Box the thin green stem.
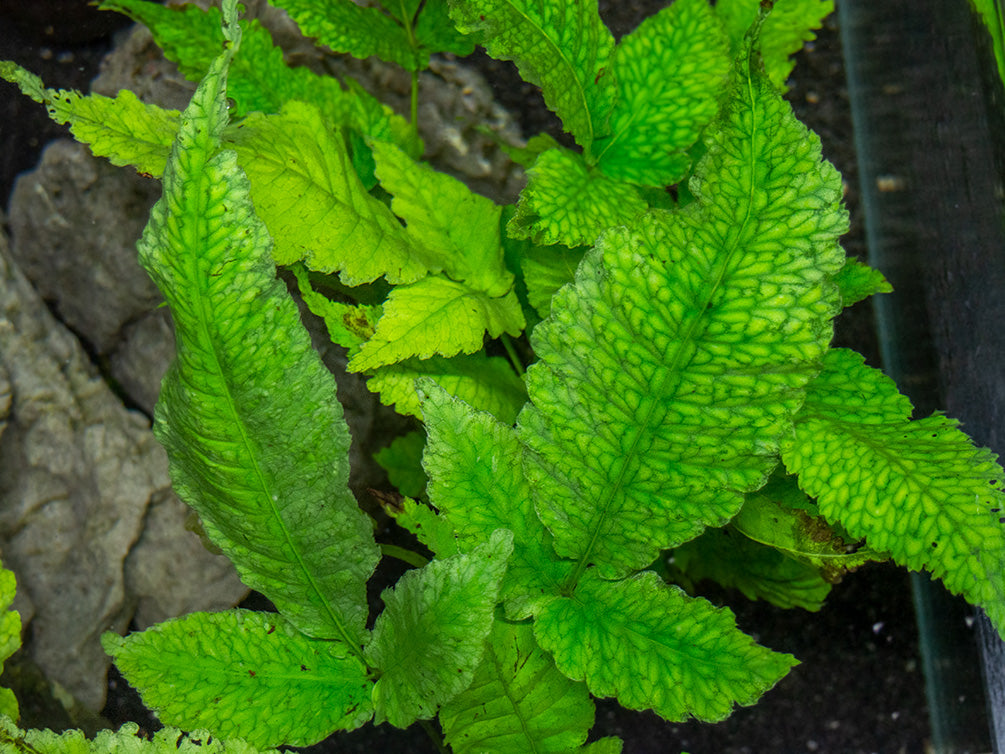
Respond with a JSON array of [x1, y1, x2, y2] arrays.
[[410, 70, 419, 127], [380, 543, 429, 569], [501, 333, 526, 378]]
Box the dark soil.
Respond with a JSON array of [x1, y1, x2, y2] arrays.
[[0, 2, 977, 753]]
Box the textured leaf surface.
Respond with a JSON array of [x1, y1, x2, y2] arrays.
[[0, 62, 177, 177], [593, 0, 730, 187], [517, 62, 847, 579], [0, 563, 20, 721], [783, 348, 1005, 637], [367, 352, 527, 423], [349, 276, 524, 370], [371, 139, 512, 295], [229, 102, 425, 281], [448, 0, 614, 146], [440, 620, 595, 753], [513, 240, 586, 319], [0, 719, 276, 754], [421, 384, 570, 617], [291, 264, 381, 351], [138, 24, 379, 644], [534, 571, 797, 721], [716, 0, 833, 91], [103, 612, 371, 748], [365, 531, 513, 728], [509, 148, 648, 247]]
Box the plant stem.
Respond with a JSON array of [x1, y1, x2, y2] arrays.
[[420, 719, 450, 754], [380, 543, 429, 569], [410, 70, 419, 127], [501, 333, 526, 378]]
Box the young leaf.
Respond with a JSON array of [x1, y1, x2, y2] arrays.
[[534, 571, 797, 721], [782, 348, 1005, 638], [420, 384, 570, 618], [348, 275, 524, 371], [508, 147, 648, 248], [102, 611, 372, 749], [447, 0, 615, 147], [835, 257, 893, 306], [365, 530, 514, 728], [592, 0, 731, 187], [228, 102, 428, 280], [0, 63, 178, 177], [715, 0, 834, 91], [439, 620, 597, 754], [0, 562, 21, 721], [291, 264, 381, 351], [137, 12, 379, 645], [518, 58, 847, 581], [0, 718, 277, 754], [367, 352, 527, 424]]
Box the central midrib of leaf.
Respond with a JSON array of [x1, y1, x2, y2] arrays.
[[565, 71, 761, 591], [488, 641, 542, 753], [185, 160, 369, 668]]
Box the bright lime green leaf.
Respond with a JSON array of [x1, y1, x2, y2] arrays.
[[0, 718, 277, 754], [367, 352, 527, 423], [103, 611, 372, 749], [440, 620, 596, 753], [0, 562, 21, 721], [448, 0, 615, 147], [371, 139, 512, 296], [716, 0, 834, 91], [375, 431, 428, 499], [836, 257, 892, 307], [782, 348, 1005, 639], [534, 570, 797, 721], [228, 102, 427, 282], [672, 526, 835, 611], [420, 384, 570, 618], [517, 61, 847, 580], [99, 1, 421, 153], [138, 22, 379, 644], [365, 531, 513, 728], [390, 497, 461, 557], [291, 264, 380, 351], [349, 276, 525, 371], [509, 148, 648, 247], [0, 62, 177, 177], [593, 0, 730, 187]]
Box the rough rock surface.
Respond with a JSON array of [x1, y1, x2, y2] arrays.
[[0, 222, 245, 711]]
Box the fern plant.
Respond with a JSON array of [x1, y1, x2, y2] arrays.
[[1, 0, 1004, 751]]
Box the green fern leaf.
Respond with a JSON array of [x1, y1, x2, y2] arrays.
[[508, 148, 648, 247], [349, 276, 524, 371], [371, 139, 513, 296], [782, 348, 1005, 637], [102, 611, 371, 749], [440, 620, 597, 753], [592, 0, 730, 187], [420, 384, 571, 618], [835, 257, 892, 306], [390, 497, 462, 557], [447, 0, 615, 147], [715, 0, 833, 91], [0, 62, 177, 177], [291, 264, 381, 351], [138, 14, 379, 644], [0, 562, 20, 721], [534, 570, 797, 721], [367, 352, 527, 424], [228, 102, 427, 280], [365, 531, 513, 728], [517, 59, 847, 580], [0, 718, 277, 754]]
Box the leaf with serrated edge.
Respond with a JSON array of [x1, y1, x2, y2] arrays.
[[447, 0, 614, 147], [534, 571, 797, 721], [103, 611, 371, 749], [440, 620, 596, 753], [517, 59, 847, 580], [420, 383, 570, 617], [0, 62, 178, 177], [367, 352, 527, 424], [593, 0, 730, 187], [0, 561, 21, 721], [349, 276, 524, 371], [835, 257, 892, 307], [228, 101, 429, 281], [365, 530, 514, 728], [371, 139, 512, 296], [138, 12, 379, 645], [783, 348, 1005, 638]]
